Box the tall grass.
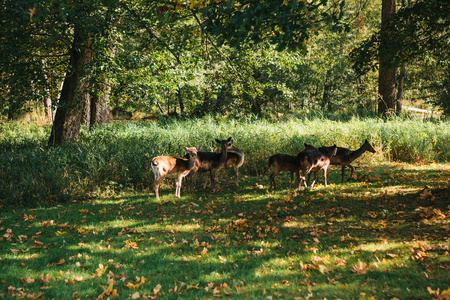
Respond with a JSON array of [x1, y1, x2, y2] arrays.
[[1, 116, 449, 206]]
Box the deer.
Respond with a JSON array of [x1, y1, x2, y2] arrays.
[[218, 145, 245, 186], [318, 140, 376, 183], [151, 146, 200, 201], [184, 137, 234, 192], [297, 145, 337, 190], [268, 143, 315, 192]]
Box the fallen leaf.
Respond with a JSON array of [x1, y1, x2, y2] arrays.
[[131, 292, 140, 299], [352, 260, 369, 274], [47, 258, 65, 267], [93, 264, 108, 278]]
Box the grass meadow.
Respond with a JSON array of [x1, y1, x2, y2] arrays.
[[0, 116, 449, 299]]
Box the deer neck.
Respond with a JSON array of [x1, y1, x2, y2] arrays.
[[219, 147, 228, 162], [186, 155, 197, 170], [348, 143, 368, 161]]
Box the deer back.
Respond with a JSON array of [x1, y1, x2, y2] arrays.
[[269, 154, 299, 172], [297, 150, 331, 173], [152, 147, 199, 178], [188, 137, 233, 172]]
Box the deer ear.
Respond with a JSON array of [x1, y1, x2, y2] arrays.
[[197, 146, 203, 151], [183, 147, 189, 152], [215, 139, 221, 144]]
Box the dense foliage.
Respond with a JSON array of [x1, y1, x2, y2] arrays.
[[1, 0, 449, 123], [1, 116, 449, 206]]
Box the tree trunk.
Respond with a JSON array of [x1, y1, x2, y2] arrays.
[[48, 31, 93, 146], [322, 70, 333, 112], [90, 80, 111, 127], [81, 93, 91, 126], [396, 63, 406, 114], [177, 86, 185, 114], [378, 0, 397, 117], [251, 96, 262, 117], [43, 97, 52, 123], [396, 0, 411, 115]]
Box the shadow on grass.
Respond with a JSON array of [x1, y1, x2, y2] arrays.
[[0, 163, 448, 299]]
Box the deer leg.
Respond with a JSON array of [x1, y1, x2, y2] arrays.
[[310, 171, 318, 189], [210, 171, 216, 192], [269, 173, 275, 192], [185, 171, 195, 192], [298, 170, 308, 191], [323, 168, 328, 187], [289, 172, 294, 190], [234, 166, 239, 186], [298, 175, 307, 191], [175, 176, 183, 198], [340, 165, 347, 183], [202, 171, 212, 190], [154, 176, 165, 201], [346, 165, 355, 182]]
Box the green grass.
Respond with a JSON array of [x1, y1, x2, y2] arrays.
[[1, 162, 449, 299], [1, 115, 450, 206], [0, 116, 449, 298]]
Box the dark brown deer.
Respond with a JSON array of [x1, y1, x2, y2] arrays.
[[319, 140, 376, 183], [151, 146, 200, 201], [268, 154, 301, 192], [185, 138, 234, 192], [297, 145, 337, 190], [268, 143, 315, 192], [219, 144, 245, 186]]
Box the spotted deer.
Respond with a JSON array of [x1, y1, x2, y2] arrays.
[[297, 145, 337, 190], [151, 146, 200, 201]]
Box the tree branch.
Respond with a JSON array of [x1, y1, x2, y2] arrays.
[[120, 2, 182, 66]]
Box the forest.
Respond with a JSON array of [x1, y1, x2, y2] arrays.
[[1, 0, 449, 133], [1, 0, 449, 299]]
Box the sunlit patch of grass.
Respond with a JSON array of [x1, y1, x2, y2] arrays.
[[1, 148, 450, 298]]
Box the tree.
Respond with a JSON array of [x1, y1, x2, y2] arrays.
[[2, 0, 349, 136], [200, 0, 347, 51], [48, 30, 94, 145], [0, 0, 63, 121], [47, 1, 120, 145], [351, 0, 450, 115], [378, 0, 396, 117]]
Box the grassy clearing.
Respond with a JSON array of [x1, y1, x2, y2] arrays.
[[1, 116, 450, 206], [1, 161, 449, 299]]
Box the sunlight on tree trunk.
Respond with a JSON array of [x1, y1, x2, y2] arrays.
[[49, 31, 93, 145]]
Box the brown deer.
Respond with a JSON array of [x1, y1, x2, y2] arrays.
[[219, 145, 245, 186], [318, 140, 376, 183], [297, 145, 337, 190], [185, 138, 234, 192], [268, 143, 314, 192], [151, 146, 200, 201]]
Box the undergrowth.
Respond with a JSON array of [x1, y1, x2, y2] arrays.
[[1, 115, 449, 206]]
